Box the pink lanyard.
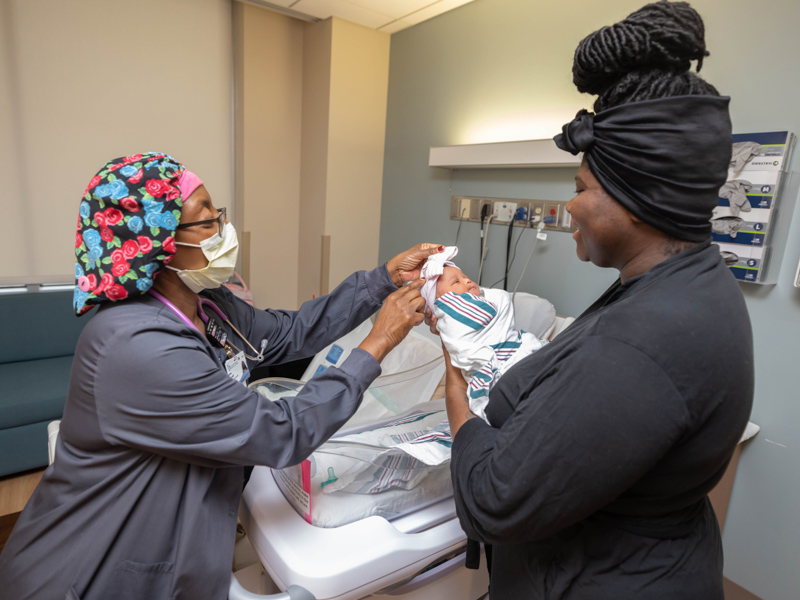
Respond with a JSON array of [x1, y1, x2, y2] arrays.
[[148, 289, 199, 331]]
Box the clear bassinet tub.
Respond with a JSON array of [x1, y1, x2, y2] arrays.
[[249, 344, 451, 528]]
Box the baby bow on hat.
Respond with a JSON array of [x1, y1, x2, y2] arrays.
[[420, 246, 459, 311]]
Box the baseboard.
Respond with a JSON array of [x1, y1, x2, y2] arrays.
[[724, 577, 763, 600]]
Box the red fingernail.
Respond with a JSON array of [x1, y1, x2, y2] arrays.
[[438, 246, 444, 252]]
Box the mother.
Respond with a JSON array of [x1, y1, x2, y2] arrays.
[[0, 152, 440, 599], [444, 2, 753, 598]]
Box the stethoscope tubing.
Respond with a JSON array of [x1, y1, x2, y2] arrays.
[[196, 297, 266, 362]]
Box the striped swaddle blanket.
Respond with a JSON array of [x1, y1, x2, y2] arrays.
[[434, 288, 545, 422]]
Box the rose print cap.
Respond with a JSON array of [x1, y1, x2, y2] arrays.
[[73, 152, 188, 316]]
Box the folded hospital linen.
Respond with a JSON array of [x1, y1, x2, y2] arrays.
[[314, 410, 453, 496], [396, 424, 452, 466]]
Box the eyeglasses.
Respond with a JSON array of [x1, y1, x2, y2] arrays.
[[176, 207, 227, 236]]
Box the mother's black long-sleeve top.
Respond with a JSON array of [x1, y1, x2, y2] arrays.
[[451, 240, 754, 600]]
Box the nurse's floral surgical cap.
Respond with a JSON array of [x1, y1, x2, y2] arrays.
[[74, 152, 185, 316]]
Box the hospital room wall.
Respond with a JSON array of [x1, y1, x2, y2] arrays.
[[234, 3, 304, 310], [234, 6, 389, 309], [378, 1, 800, 599], [296, 18, 390, 303], [0, 0, 234, 284]]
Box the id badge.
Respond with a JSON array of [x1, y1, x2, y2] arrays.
[[206, 316, 228, 348], [225, 351, 251, 384]]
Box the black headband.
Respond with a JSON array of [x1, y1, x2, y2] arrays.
[[555, 95, 732, 242]]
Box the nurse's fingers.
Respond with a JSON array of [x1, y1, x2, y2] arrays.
[[400, 277, 426, 290], [387, 244, 444, 286], [361, 282, 429, 362], [408, 294, 426, 314]]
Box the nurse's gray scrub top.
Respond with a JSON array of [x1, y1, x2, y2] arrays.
[[0, 265, 398, 600]]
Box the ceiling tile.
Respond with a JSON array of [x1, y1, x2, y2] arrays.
[[345, 0, 436, 20], [292, 0, 394, 28], [402, 0, 475, 26], [377, 19, 413, 34]]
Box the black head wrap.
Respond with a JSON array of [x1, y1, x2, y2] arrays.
[[554, 95, 732, 242]]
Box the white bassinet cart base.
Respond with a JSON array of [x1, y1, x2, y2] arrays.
[[239, 464, 488, 600]]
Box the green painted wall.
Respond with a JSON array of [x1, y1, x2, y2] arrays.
[[380, 1, 800, 598]]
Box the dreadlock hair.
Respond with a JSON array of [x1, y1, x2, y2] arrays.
[[572, 0, 720, 112]]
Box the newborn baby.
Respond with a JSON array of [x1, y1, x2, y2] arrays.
[[421, 247, 545, 422]]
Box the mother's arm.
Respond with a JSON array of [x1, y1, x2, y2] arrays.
[[450, 335, 689, 545], [442, 345, 478, 436]]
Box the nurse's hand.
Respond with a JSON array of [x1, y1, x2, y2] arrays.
[[386, 243, 444, 287], [358, 279, 426, 363]]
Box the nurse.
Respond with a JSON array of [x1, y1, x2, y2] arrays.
[[442, 2, 753, 598], [0, 152, 441, 600]]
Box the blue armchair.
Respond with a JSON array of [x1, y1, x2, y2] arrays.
[[0, 290, 91, 477]]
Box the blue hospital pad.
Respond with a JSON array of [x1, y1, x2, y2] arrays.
[[314, 365, 328, 378]]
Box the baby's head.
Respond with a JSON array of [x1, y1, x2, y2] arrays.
[[436, 266, 480, 299]]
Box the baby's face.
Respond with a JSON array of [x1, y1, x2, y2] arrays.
[[436, 266, 480, 298]]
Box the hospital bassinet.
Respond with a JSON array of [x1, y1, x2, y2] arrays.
[[234, 295, 565, 600]]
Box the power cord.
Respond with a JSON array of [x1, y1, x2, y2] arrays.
[[503, 218, 515, 290], [453, 206, 468, 247], [477, 214, 493, 286], [477, 203, 492, 286], [512, 220, 547, 306], [490, 209, 527, 289], [502, 207, 527, 290], [478, 203, 489, 271]]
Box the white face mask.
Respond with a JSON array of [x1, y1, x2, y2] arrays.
[[166, 222, 239, 293]]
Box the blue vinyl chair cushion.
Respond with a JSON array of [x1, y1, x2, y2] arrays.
[[0, 355, 74, 430], [0, 291, 89, 364]]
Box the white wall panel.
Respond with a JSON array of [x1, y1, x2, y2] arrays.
[[0, 0, 233, 284]]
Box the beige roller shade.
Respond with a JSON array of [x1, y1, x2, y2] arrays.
[[0, 0, 233, 285]]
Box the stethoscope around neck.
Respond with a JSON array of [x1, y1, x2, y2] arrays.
[[148, 289, 267, 363], [197, 297, 268, 363]]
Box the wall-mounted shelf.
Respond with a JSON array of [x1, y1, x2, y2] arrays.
[[429, 139, 581, 169]]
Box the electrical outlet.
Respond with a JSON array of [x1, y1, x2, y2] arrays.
[[542, 203, 560, 227], [492, 201, 517, 222], [449, 196, 576, 233], [459, 198, 471, 219]]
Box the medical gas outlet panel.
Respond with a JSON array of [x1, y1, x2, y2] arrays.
[[449, 196, 577, 234], [710, 131, 798, 285]]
